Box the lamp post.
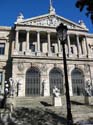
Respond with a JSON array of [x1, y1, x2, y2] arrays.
[[56, 23, 73, 125]]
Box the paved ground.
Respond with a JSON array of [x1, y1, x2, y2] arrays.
[[0, 96, 93, 125]]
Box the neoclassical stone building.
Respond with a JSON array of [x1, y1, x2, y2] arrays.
[[0, 1, 93, 97]]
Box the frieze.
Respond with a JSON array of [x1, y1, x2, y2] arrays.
[[25, 16, 60, 27]]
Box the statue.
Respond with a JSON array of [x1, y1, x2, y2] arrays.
[[52, 86, 62, 106], [85, 80, 92, 96], [53, 86, 60, 97], [9, 78, 16, 97]]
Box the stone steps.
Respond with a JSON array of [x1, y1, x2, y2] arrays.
[[14, 96, 93, 108]]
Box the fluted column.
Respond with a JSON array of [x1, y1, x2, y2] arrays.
[[26, 30, 30, 51], [82, 37, 87, 56], [84, 36, 90, 57], [76, 35, 81, 57], [58, 38, 61, 52], [47, 32, 51, 53], [15, 30, 19, 50], [67, 34, 71, 57], [58, 37, 62, 57], [37, 31, 41, 55]]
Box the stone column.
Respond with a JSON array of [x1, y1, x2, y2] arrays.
[[26, 30, 30, 51], [76, 35, 81, 57], [58, 38, 62, 57], [47, 32, 51, 55], [67, 34, 71, 57], [68, 75, 73, 96], [37, 31, 41, 55], [82, 37, 87, 56], [84, 36, 91, 57], [15, 30, 19, 51]]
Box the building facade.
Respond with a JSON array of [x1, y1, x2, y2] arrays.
[[0, 2, 93, 97]]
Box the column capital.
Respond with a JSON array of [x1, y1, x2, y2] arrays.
[[47, 31, 51, 34], [76, 34, 79, 37], [36, 30, 41, 33], [15, 29, 19, 32], [26, 29, 30, 32]]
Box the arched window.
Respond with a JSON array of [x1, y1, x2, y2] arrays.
[[49, 67, 64, 95], [71, 68, 84, 96], [25, 67, 40, 96]]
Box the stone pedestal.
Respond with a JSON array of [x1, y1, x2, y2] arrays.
[[53, 96, 62, 107], [6, 97, 16, 112], [84, 96, 91, 105]]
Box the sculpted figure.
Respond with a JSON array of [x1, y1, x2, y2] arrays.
[[53, 86, 60, 97], [85, 80, 92, 96], [9, 78, 16, 97]]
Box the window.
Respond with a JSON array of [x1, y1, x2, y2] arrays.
[[29, 43, 35, 52], [71, 47, 74, 54], [0, 43, 5, 55], [19, 42, 22, 51], [0, 72, 2, 85]]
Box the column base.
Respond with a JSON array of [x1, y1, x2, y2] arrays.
[[58, 52, 62, 57], [25, 50, 31, 55], [13, 50, 19, 55], [47, 52, 52, 56], [36, 51, 41, 56], [87, 54, 93, 58], [84, 96, 91, 105]]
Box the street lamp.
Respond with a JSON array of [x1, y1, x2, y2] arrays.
[[56, 23, 73, 125]]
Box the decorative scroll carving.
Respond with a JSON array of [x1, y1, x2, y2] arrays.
[[41, 64, 47, 72], [17, 62, 24, 72], [84, 64, 90, 73], [21, 16, 61, 27]]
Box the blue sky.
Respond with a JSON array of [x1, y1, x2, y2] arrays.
[[0, 0, 93, 33]]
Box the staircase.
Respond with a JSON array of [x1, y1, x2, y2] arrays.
[[14, 96, 93, 108], [15, 96, 54, 108]]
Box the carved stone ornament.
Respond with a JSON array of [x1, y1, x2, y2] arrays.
[[17, 62, 24, 71], [41, 64, 47, 72], [74, 64, 78, 69], [84, 64, 90, 73]]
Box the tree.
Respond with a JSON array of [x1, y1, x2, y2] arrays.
[[76, 0, 93, 23]]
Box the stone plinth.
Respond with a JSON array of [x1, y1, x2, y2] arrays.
[[53, 96, 62, 107], [84, 96, 91, 105]]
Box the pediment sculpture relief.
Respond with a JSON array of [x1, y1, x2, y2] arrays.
[[24, 16, 60, 27]]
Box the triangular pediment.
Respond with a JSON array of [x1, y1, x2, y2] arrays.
[[15, 13, 88, 31]]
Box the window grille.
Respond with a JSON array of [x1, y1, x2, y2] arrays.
[[25, 67, 40, 96], [71, 69, 84, 96], [49, 68, 64, 95]]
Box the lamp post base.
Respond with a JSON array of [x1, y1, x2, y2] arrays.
[[67, 113, 73, 125]]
